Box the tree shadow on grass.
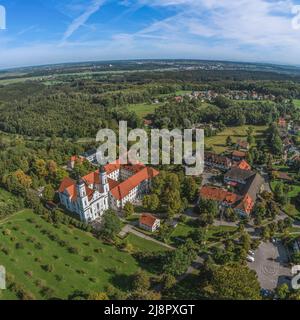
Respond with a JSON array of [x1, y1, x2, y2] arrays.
[[109, 273, 134, 292]]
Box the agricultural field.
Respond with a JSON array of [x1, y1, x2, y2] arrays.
[[0, 210, 165, 300], [205, 125, 267, 154]]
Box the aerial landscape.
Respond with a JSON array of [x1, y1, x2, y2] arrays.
[[1, 0, 300, 306]]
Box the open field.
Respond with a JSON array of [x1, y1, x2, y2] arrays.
[[293, 99, 300, 108], [205, 125, 267, 154], [0, 210, 165, 300], [127, 103, 162, 119]]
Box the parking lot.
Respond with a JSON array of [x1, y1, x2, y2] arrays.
[[248, 241, 292, 290]]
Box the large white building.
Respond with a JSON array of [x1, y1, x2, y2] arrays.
[[58, 161, 159, 223]]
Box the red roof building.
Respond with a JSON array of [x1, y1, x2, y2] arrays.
[[139, 214, 161, 232]]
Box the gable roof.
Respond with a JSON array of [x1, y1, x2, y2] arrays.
[[225, 167, 255, 182], [236, 139, 249, 149], [110, 167, 159, 201], [140, 214, 159, 227], [200, 186, 240, 205], [236, 160, 251, 171], [205, 152, 232, 167], [58, 177, 95, 201], [232, 150, 246, 158]]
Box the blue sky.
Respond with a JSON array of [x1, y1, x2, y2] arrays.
[[1, 0, 300, 68]]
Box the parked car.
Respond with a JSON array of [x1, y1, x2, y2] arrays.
[[247, 255, 255, 263], [248, 250, 255, 256]]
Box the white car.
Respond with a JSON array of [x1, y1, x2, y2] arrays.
[[247, 255, 255, 263], [248, 250, 255, 256]]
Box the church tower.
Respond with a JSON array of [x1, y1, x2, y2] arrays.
[[99, 166, 109, 194]]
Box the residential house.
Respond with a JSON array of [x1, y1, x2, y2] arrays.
[[204, 152, 232, 171], [232, 150, 247, 161], [236, 139, 250, 151], [139, 214, 161, 232]]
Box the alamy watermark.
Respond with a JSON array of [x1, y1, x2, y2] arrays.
[[0, 265, 5, 290], [0, 5, 6, 30], [95, 121, 204, 176], [291, 265, 300, 290]]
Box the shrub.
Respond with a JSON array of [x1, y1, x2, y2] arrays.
[[15, 242, 24, 250], [41, 264, 54, 273], [68, 246, 80, 254], [83, 256, 95, 262], [3, 229, 11, 236]]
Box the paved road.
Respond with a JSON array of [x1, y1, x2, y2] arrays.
[[248, 241, 291, 290]]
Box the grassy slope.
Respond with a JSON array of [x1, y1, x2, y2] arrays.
[[0, 210, 166, 300], [205, 125, 267, 154]]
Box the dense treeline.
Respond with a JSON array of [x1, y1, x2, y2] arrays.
[[152, 98, 296, 129]]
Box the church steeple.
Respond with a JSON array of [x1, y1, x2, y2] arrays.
[[99, 166, 109, 193], [76, 176, 86, 198]]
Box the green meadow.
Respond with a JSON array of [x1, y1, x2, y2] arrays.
[[0, 210, 166, 300]]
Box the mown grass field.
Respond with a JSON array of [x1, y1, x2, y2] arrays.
[[293, 99, 300, 108], [127, 103, 162, 119], [205, 125, 267, 154], [0, 210, 166, 300], [169, 218, 238, 247]]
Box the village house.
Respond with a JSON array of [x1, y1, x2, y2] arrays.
[[236, 139, 250, 151], [81, 149, 98, 165], [200, 169, 263, 216], [58, 161, 159, 223], [139, 214, 161, 232], [199, 186, 240, 208], [204, 152, 232, 171], [278, 117, 287, 128], [68, 155, 84, 170], [224, 167, 256, 185], [234, 160, 252, 171], [272, 171, 293, 183], [232, 150, 247, 161]]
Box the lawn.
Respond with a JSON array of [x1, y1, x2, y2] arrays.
[[205, 125, 267, 154], [169, 220, 197, 246], [169, 219, 238, 247], [293, 99, 300, 109], [271, 179, 300, 219], [126, 234, 168, 253], [127, 103, 162, 119], [0, 209, 164, 300]]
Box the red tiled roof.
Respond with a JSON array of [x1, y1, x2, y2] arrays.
[[140, 214, 159, 227], [278, 118, 286, 127], [237, 139, 249, 149], [235, 194, 254, 215], [58, 177, 95, 201], [200, 186, 239, 205], [59, 163, 159, 202], [237, 160, 251, 171], [110, 167, 159, 201], [104, 159, 121, 175], [232, 150, 246, 158]]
